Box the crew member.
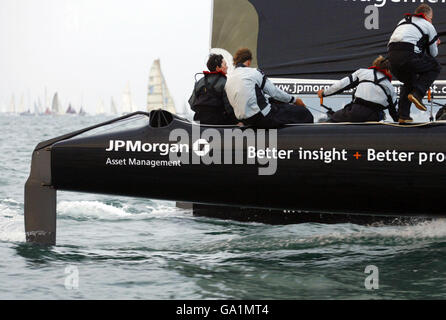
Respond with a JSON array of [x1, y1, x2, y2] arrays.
[[388, 4, 441, 123], [317, 56, 399, 123], [189, 54, 238, 125], [224, 48, 313, 128]]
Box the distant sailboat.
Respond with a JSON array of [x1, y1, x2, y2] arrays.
[[33, 102, 39, 115], [34, 97, 42, 115], [122, 83, 133, 114], [51, 93, 61, 115], [8, 95, 16, 114], [79, 106, 86, 116], [66, 103, 76, 114], [96, 99, 106, 115], [17, 94, 26, 114], [18, 94, 32, 115], [177, 100, 193, 120], [43, 87, 51, 115], [147, 59, 176, 114], [110, 97, 118, 115]]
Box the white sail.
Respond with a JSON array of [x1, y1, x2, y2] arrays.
[[122, 82, 133, 114], [17, 94, 25, 113], [33, 101, 39, 115], [147, 59, 176, 114], [44, 87, 48, 110], [9, 95, 16, 113], [0, 99, 6, 113], [79, 106, 86, 116], [96, 99, 106, 115], [43, 87, 51, 114], [36, 97, 42, 114], [51, 92, 61, 114], [110, 97, 118, 114]]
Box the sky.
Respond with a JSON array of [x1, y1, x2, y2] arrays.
[[0, 0, 213, 114]]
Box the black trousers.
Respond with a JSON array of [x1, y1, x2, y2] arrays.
[[245, 102, 314, 129], [193, 111, 238, 125], [329, 103, 384, 123], [388, 49, 441, 118]]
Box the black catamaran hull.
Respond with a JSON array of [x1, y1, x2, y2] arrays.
[[25, 111, 446, 244]]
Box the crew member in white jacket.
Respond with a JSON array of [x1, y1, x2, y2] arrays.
[[387, 4, 441, 123], [225, 48, 313, 128], [317, 56, 398, 123]]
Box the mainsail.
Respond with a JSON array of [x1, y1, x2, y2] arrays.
[[147, 59, 176, 114], [212, 0, 446, 95], [51, 93, 61, 114]]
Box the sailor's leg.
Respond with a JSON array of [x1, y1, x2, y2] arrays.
[[252, 102, 314, 128], [351, 105, 382, 122], [330, 103, 355, 122], [330, 103, 379, 122], [411, 54, 442, 97], [270, 102, 314, 124], [398, 84, 412, 119]]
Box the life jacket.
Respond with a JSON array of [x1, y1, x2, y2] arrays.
[[353, 68, 396, 111], [254, 68, 268, 111], [234, 63, 269, 112], [394, 14, 438, 54], [191, 71, 225, 113]]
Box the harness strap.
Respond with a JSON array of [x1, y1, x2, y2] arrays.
[[354, 70, 394, 110], [194, 73, 221, 98], [260, 75, 267, 90], [395, 15, 429, 53]]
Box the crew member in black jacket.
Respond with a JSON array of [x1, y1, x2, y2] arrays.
[[189, 54, 238, 125]]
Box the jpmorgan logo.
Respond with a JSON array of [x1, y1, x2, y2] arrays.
[[169, 125, 282, 176], [193, 139, 211, 157]]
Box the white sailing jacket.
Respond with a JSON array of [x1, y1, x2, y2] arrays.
[[225, 65, 296, 120], [322, 68, 397, 110], [388, 15, 439, 57]]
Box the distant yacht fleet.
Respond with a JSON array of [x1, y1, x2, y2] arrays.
[[1, 59, 187, 117]]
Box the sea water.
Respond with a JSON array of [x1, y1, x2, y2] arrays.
[[1, 113, 446, 300]]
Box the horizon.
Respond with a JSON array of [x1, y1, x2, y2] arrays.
[[1, 0, 213, 115]]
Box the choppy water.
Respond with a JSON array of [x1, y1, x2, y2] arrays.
[[1, 114, 446, 300]]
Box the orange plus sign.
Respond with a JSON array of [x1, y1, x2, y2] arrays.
[[353, 152, 362, 160]]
